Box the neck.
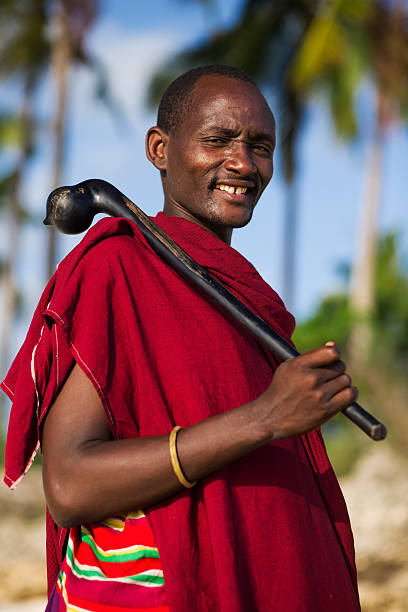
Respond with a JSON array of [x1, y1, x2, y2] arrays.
[[162, 202, 233, 245]]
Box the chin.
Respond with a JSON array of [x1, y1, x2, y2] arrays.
[[223, 206, 254, 229], [231, 213, 253, 228], [202, 193, 256, 229]]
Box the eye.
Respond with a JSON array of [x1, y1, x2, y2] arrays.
[[205, 137, 228, 145], [253, 144, 271, 153], [252, 143, 272, 155]]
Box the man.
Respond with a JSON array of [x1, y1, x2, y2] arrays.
[[2, 65, 360, 611]]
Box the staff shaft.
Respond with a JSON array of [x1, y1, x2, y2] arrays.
[[44, 179, 387, 441]]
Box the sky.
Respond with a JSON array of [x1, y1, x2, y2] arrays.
[[1, 0, 407, 356]]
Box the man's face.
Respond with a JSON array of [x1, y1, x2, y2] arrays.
[[153, 75, 276, 242]]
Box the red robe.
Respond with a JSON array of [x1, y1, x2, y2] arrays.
[[2, 213, 360, 611]]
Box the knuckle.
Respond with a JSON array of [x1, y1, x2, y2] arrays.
[[314, 388, 325, 403], [342, 373, 352, 386], [344, 386, 358, 403], [337, 361, 346, 374], [305, 372, 318, 389]]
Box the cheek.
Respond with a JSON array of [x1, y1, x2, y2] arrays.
[[166, 140, 221, 192], [181, 160, 216, 192], [185, 149, 215, 173], [183, 142, 222, 172]]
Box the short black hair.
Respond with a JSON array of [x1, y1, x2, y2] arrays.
[[157, 64, 259, 134]]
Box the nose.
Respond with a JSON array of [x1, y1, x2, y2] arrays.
[[224, 142, 256, 175]]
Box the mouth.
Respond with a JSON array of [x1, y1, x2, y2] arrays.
[[211, 178, 256, 198], [215, 183, 248, 195]]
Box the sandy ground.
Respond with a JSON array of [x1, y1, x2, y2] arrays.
[[0, 464, 47, 610], [342, 445, 408, 612], [1, 599, 47, 612], [1, 443, 408, 611]]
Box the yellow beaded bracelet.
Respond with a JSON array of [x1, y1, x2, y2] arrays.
[[169, 426, 197, 488]]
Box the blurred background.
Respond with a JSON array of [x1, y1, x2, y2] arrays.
[[0, 0, 407, 610]]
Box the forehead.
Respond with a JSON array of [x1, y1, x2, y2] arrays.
[[184, 75, 275, 136]]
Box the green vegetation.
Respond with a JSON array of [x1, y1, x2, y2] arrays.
[[293, 232, 408, 472]]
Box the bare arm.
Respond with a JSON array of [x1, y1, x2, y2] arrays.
[[42, 343, 357, 528]]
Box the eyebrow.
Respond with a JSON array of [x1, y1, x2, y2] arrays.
[[199, 126, 275, 143]]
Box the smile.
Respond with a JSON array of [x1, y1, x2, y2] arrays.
[[215, 184, 248, 195]]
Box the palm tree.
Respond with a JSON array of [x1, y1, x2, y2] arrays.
[[0, 0, 114, 421], [0, 0, 49, 422], [46, 0, 101, 278], [289, 0, 408, 362], [349, 0, 408, 363]]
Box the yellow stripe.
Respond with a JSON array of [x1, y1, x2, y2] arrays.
[[126, 510, 145, 519], [100, 510, 145, 531], [67, 602, 93, 612], [100, 517, 125, 531]]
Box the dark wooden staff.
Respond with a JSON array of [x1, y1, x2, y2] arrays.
[[44, 178, 387, 441]]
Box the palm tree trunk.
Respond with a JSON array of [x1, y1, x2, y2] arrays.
[[0, 197, 20, 427], [348, 123, 384, 365], [0, 78, 35, 425], [282, 179, 298, 314], [47, 2, 71, 279]]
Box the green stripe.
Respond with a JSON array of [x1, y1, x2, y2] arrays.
[[66, 545, 164, 585], [80, 530, 160, 563]]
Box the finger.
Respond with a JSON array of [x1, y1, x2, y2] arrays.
[[313, 360, 347, 383], [326, 385, 359, 413], [298, 345, 341, 368], [321, 373, 353, 402]]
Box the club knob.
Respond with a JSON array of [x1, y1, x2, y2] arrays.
[[44, 183, 96, 234]]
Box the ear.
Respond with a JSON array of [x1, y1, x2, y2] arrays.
[[145, 126, 168, 171]]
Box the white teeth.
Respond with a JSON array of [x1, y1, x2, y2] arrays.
[[216, 184, 247, 194]]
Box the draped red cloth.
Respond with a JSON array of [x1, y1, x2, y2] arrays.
[[2, 214, 360, 611]]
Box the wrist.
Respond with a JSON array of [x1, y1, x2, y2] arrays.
[[243, 394, 280, 446]]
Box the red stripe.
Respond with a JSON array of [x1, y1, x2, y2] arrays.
[[62, 564, 167, 608], [67, 594, 169, 612], [88, 518, 158, 548]]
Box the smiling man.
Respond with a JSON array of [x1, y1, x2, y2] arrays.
[[3, 66, 360, 611]]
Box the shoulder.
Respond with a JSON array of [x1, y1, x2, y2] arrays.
[[79, 216, 144, 256], [45, 217, 152, 319], [58, 217, 147, 276]]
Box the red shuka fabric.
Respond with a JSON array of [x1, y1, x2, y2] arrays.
[[2, 214, 360, 611]]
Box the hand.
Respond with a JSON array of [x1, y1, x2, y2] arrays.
[[255, 342, 358, 441]]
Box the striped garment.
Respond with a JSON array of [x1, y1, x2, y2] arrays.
[[56, 510, 169, 611]]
